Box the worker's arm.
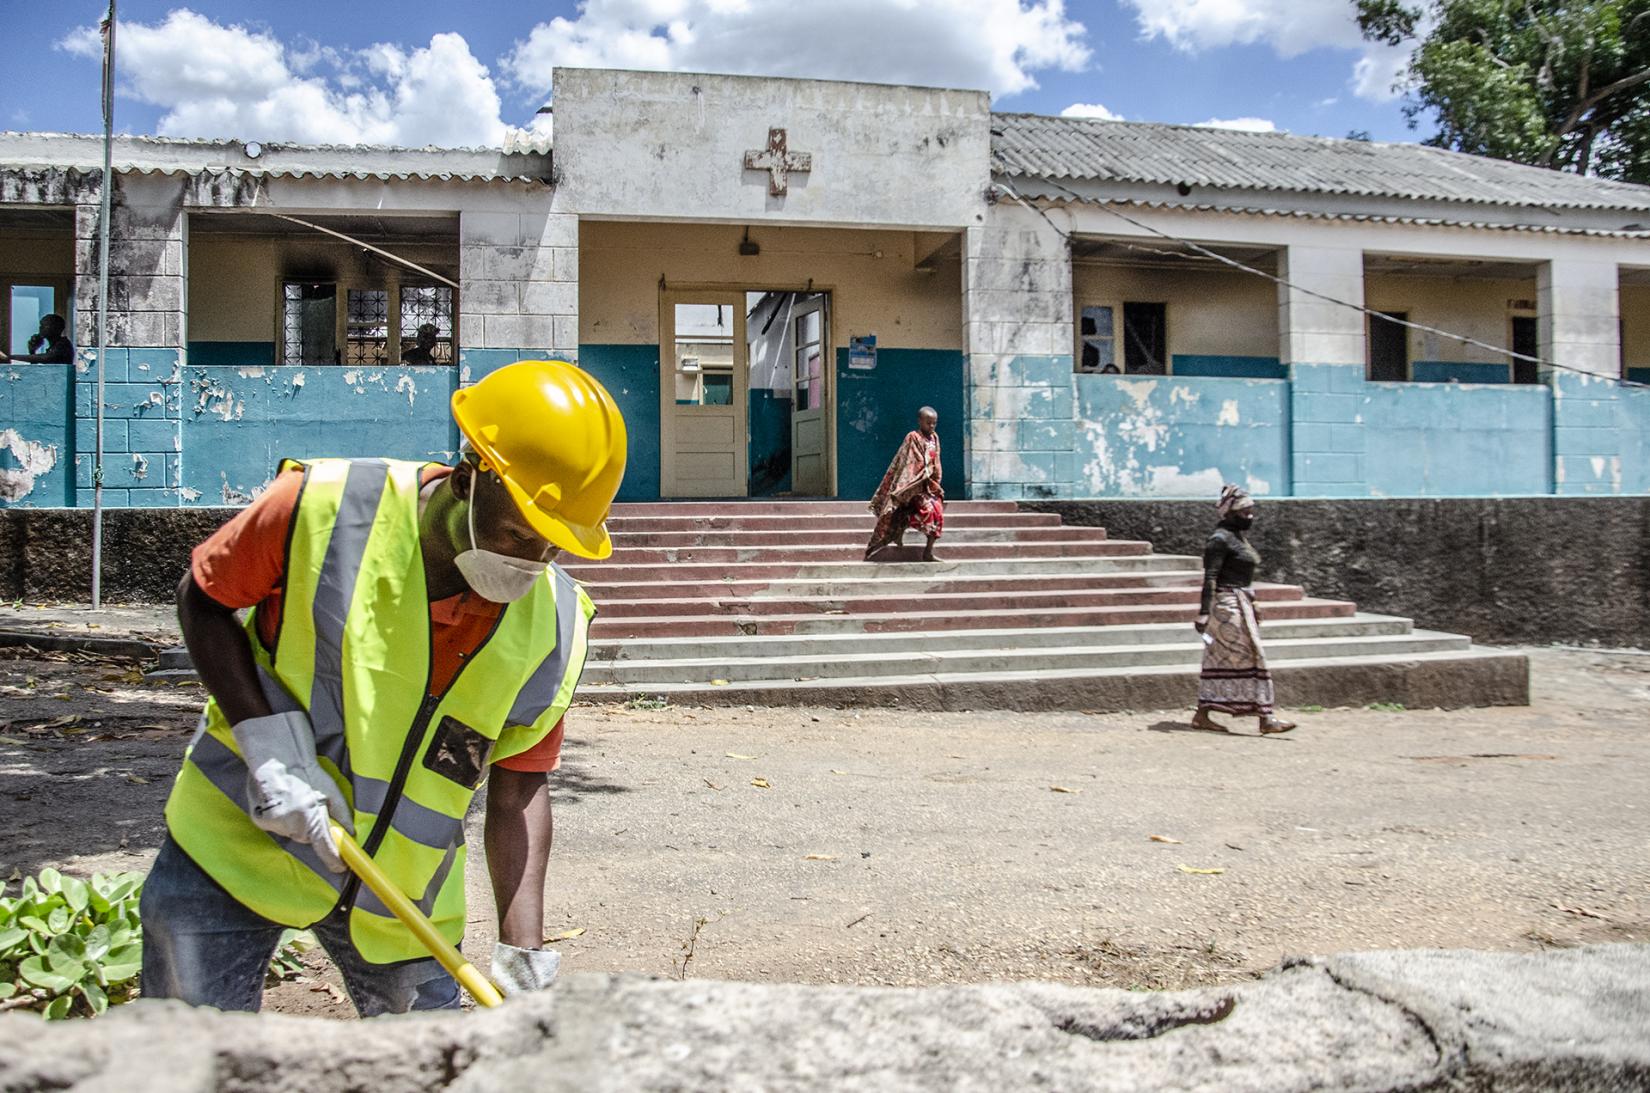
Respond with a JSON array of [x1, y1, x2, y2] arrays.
[[484, 765, 553, 949], [176, 570, 273, 725]]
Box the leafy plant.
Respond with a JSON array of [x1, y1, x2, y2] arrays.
[[267, 929, 317, 984], [0, 868, 144, 1019], [2, 871, 323, 1018]]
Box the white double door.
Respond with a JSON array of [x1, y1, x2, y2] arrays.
[[659, 290, 831, 498]]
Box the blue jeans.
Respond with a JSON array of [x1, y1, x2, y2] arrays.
[[140, 835, 460, 1016]]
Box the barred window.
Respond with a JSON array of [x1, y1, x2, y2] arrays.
[[345, 288, 391, 366], [399, 285, 454, 364]]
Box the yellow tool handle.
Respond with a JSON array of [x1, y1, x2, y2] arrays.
[[329, 821, 505, 1009]]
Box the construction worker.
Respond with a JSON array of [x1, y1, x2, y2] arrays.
[[139, 360, 626, 1015]]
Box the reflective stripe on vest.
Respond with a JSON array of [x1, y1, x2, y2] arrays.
[[164, 458, 593, 962]]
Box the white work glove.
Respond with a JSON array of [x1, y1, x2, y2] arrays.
[[490, 943, 561, 995], [230, 711, 353, 874]]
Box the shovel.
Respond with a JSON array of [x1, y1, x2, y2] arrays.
[[329, 820, 505, 1008]]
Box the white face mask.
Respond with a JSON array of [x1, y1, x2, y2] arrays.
[[453, 488, 548, 603]]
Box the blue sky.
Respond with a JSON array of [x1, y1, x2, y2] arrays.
[[0, 1, 1421, 145]]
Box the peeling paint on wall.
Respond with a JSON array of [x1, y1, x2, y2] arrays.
[[1218, 400, 1241, 426], [0, 429, 58, 502]]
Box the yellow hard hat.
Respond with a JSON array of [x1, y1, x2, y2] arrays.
[[450, 360, 628, 560]]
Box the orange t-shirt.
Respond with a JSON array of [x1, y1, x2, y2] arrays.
[[189, 466, 564, 773]]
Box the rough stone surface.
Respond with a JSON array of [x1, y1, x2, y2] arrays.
[[0, 947, 1646, 1091], [1026, 497, 1650, 648], [0, 506, 233, 603]]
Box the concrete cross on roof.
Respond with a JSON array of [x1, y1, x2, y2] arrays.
[[743, 128, 812, 197]]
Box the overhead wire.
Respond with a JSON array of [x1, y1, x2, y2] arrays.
[[991, 180, 1647, 389]]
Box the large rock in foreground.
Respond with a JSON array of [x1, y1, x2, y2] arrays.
[[2, 946, 1647, 1092]]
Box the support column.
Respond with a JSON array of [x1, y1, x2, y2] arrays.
[[73, 172, 186, 507], [458, 209, 579, 383], [962, 207, 1076, 500], [1280, 244, 1368, 496], [1540, 258, 1625, 494]]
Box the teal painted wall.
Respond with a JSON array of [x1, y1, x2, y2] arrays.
[[748, 389, 792, 496], [1411, 360, 1511, 384], [73, 349, 182, 508], [187, 341, 276, 367], [1172, 354, 1286, 380], [0, 364, 74, 508], [577, 344, 661, 502], [1075, 374, 1290, 497], [837, 348, 965, 500], [1360, 380, 1551, 496], [179, 365, 458, 503], [1293, 364, 1552, 496]]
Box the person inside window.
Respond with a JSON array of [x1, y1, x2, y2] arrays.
[[401, 323, 441, 364], [0, 314, 74, 364]]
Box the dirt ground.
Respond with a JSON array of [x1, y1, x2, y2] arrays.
[[2, 638, 1647, 1018]]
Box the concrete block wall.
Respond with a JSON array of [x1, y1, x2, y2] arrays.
[[962, 210, 1077, 499], [73, 348, 182, 507], [1074, 374, 1290, 498], [459, 210, 579, 382]]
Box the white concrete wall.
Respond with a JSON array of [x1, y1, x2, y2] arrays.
[[962, 205, 1076, 498], [1364, 273, 1538, 366], [579, 221, 962, 351], [188, 232, 457, 344], [1278, 245, 1365, 366], [77, 173, 187, 349], [1539, 259, 1620, 378], [459, 209, 578, 359], [554, 68, 990, 229], [1071, 263, 1277, 364]]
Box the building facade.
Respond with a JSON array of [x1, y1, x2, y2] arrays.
[[2, 67, 1648, 508]]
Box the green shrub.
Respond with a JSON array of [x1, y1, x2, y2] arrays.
[[0, 868, 144, 1018]]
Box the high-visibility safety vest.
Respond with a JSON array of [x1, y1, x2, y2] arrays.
[[163, 458, 595, 964]]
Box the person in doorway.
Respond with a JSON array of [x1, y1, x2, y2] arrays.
[[401, 322, 441, 364], [1190, 485, 1295, 734], [140, 359, 627, 1015], [864, 406, 944, 563], [0, 313, 74, 364]]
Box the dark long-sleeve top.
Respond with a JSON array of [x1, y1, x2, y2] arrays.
[[1200, 526, 1260, 616]]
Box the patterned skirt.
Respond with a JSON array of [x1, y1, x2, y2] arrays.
[[1198, 587, 1275, 716], [866, 492, 944, 551]]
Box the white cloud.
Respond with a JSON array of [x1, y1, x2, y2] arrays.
[[1351, 41, 1413, 102], [503, 0, 1091, 101], [1120, 0, 1360, 57], [1061, 102, 1122, 120], [58, 10, 512, 147], [1196, 116, 1278, 132]]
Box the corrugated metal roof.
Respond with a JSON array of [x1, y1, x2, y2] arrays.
[[1071, 196, 1650, 239], [992, 114, 1650, 213], [0, 132, 550, 185]]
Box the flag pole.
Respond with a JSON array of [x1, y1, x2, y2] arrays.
[[92, 0, 115, 609]]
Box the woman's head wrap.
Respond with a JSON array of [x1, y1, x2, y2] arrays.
[[1216, 484, 1254, 518]]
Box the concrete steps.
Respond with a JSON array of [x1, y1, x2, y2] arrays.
[[573, 499, 1527, 711], [146, 500, 1529, 710]]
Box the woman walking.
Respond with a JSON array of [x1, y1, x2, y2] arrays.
[[864, 407, 944, 562], [1191, 485, 1295, 734]]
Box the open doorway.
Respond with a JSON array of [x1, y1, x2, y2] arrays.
[[660, 289, 833, 498]]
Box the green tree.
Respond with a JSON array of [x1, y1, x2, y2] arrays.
[[1356, 0, 1650, 182]]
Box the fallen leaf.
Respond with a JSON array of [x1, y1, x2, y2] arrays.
[[1149, 835, 1184, 844], [803, 854, 839, 862], [1050, 785, 1078, 794], [545, 927, 587, 942], [310, 983, 347, 1004], [829, 769, 848, 775], [1178, 864, 1225, 875], [1554, 902, 1607, 920], [725, 753, 758, 760], [703, 779, 723, 791], [124, 774, 150, 785], [120, 669, 144, 685], [750, 778, 771, 789], [948, 753, 965, 759], [709, 679, 731, 686], [0, 735, 27, 745]]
